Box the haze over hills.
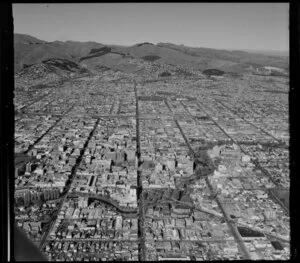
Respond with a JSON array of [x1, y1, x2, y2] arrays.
[[235, 49, 289, 57], [14, 33, 289, 76]]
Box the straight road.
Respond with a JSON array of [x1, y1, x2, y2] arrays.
[[195, 100, 289, 213], [134, 81, 146, 261], [17, 91, 54, 113], [169, 101, 253, 260], [39, 119, 100, 250], [24, 105, 74, 154], [216, 99, 286, 145]]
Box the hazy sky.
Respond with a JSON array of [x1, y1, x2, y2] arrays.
[[13, 3, 289, 51]]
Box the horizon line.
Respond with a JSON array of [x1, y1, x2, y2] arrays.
[[14, 32, 289, 54]]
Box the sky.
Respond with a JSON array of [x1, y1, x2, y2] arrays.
[[13, 3, 289, 51]]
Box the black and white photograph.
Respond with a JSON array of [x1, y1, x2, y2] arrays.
[[10, 3, 291, 261]]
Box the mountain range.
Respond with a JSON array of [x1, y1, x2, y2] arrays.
[[14, 33, 288, 76]]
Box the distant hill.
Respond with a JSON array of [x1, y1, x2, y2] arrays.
[[156, 43, 288, 70], [237, 49, 289, 57], [14, 33, 105, 73], [14, 33, 289, 75], [14, 33, 46, 44], [15, 57, 90, 89]]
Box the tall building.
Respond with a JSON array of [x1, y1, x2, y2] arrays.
[[78, 197, 88, 208], [26, 162, 32, 173]]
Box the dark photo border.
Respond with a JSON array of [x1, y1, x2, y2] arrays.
[[0, 1, 299, 261]]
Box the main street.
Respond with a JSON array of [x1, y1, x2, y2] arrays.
[[195, 99, 289, 214], [39, 119, 100, 250], [24, 105, 75, 154], [165, 97, 253, 260], [134, 81, 146, 261]]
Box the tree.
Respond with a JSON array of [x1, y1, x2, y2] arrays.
[[159, 71, 171, 77], [203, 69, 225, 77]]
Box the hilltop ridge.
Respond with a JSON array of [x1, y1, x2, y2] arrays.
[[14, 33, 288, 76]]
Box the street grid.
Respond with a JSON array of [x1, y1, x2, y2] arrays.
[[14, 74, 290, 261]]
